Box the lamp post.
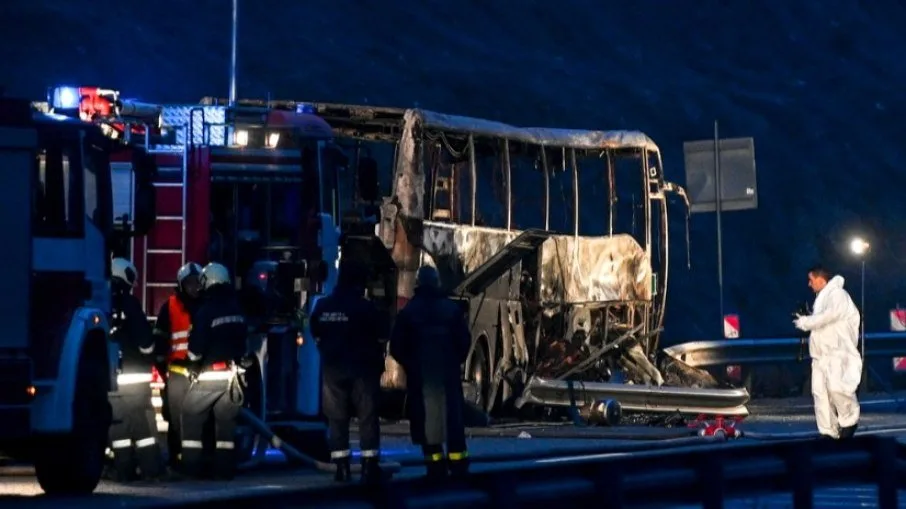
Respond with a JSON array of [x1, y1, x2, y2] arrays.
[[850, 237, 869, 393]]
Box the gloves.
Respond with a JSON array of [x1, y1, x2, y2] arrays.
[[793, 314, 808, 331]]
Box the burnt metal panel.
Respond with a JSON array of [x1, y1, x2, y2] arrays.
[[422, 222, 652, 305], [452, 229, 552, 297]]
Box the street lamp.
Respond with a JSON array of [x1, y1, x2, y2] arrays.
[[849, 237, 869, 393]]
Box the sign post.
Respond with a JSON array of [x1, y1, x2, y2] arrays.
[[724, 314, 741, 381]]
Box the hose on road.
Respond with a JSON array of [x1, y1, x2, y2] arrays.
[[381, 422, 699, 441], [237, 408, 402, 475], [240, 408, 721, 469]]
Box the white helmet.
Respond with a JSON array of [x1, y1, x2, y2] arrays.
[[111, 257, 138, 288], [200, 263, 231, 290], [177, 262, 202, 286]]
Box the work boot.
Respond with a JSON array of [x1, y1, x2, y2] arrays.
[[360, 457, 383, 485], [839, 423, 859, 439], [333, 457, 352, 483], [422, 445, 447, 481]]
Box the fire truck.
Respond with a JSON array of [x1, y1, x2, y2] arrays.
[[39, 87, 346, 456], [0, 92, 157, 494]]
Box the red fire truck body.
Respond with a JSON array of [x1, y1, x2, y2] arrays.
[[106, 103, 335, 317]]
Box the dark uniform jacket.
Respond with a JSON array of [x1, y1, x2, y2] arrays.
[[186, 285, 248, 369], [389, 286, 471, 445], [310, 285, 388, 378], [112, 290, 156, 374]]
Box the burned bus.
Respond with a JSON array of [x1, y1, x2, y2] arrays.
[[295, 103, 749, 415], [201, 98, 749, 417]]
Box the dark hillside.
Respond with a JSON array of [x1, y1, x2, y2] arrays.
[[5, 1, 906, 344]]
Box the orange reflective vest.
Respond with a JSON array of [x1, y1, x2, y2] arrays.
[[167, 295, 192, 363]]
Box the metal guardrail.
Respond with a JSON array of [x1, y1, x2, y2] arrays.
[[664, 332, 906, 368], [516, 376, 751, 416], [162, 435, 903, 509]]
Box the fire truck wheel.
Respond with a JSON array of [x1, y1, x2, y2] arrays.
[[35, 348, 110, 495]]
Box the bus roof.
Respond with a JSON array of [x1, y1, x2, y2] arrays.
[[199, 98, 661, 153], [416, 108, 660, 153]]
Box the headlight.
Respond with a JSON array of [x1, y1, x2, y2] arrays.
[[234, 129, 249, 147]]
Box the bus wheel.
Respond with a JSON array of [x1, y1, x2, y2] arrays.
[[467, 340, 492, 413]]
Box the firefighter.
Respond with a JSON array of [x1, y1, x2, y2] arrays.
[[180, 263, 249, 480], [152, 262, 202, 470], [310, 260, 388, 484], [389, 265, 471, 480], [108, 257, 164, 481]]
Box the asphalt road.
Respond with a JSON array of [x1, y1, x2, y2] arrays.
[[2, 393, 905, 507], [669, 486, 906, 509]]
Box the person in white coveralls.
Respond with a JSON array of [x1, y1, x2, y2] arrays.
[[793, 265, 862, 439]]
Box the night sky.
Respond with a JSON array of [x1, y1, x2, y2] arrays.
[[5, 1, 906, 344]]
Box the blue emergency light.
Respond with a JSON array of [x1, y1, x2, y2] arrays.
[[295, 103, 316, 115], [51, 86, 81, 109]]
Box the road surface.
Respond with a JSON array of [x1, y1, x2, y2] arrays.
[[1, 392, 904, 507]]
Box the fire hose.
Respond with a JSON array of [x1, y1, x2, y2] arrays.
[[223, 364, 401, 475], [237, 408, 401, 475]]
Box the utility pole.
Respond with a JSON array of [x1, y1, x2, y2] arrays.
[[714, 120, 725, 324], [229, 0, 239, 106]]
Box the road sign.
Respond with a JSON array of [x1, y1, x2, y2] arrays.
[[724, 314, 741, 381], [724, 314, 740, 339], [890, 309, 906, 371], [683, 137, 758, 214]]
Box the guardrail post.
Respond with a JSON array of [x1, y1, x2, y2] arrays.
[[698, 450, 725, 509], [873, 437, 898, 509], [785, 441, 814, 509]]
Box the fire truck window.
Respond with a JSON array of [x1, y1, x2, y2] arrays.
[[83, 154, 97, 223], [82, 142, 113, 235], [35, 145, 83, 237]]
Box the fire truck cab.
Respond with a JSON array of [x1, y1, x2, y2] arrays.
[[0, 91, 156, 494]]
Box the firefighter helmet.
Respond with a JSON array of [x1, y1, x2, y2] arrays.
[[176, 262, 202, 286], [200, 263, 231, 290], [112, 257, 138, 288]]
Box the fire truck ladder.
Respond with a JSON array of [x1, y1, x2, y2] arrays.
[[141, 145, 190, 319]]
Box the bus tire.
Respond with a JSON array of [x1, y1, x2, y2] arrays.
[[467, 338, 492, 413]]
